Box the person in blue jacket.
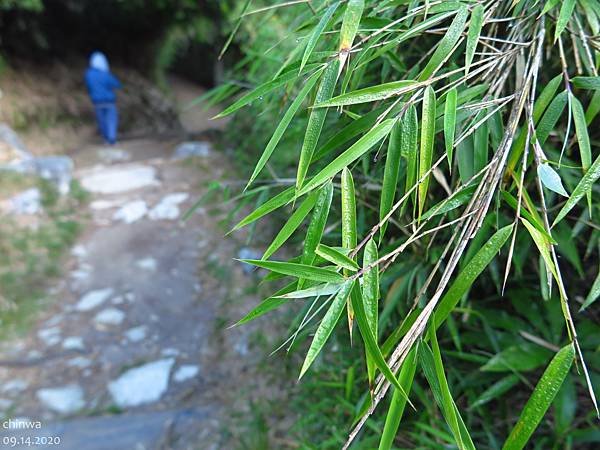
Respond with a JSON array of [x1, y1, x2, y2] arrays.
[[85, 52, 121, 145]]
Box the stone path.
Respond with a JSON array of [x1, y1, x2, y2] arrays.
[[0, 137, 276, 449]]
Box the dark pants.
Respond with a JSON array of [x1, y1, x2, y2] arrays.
[[94, 103, 118, 145]]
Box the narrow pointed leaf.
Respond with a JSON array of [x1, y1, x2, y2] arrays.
[[380, 119, 402, 240], [240, 259, 345, 283], [235, 282, 296, 325], [444, 87, 458, 171], [580, 269, 600, 311], [502, 344, 575, 450], [247, 68, 323, 188], [262, 191, 318, 260], [297, 60, 340, 190], [418, 86, 436, 219], [300, 2, 339, 73], [316, 244, 359, 271], [275, 282, 343, 299], [338, 0, 364, 68], [555, 0, 576, 42], [341, 168, 357, 251], [314, 81, 417, 107], [465, 4, 484, 76], [298, 119, 395, 196], [363, 238, 379, 383], [299, 280, 354, 378], [572, 76, 600, 90], [403, 105, 419, 212], [536, 91, 568, 145], [231, 186, 295, 232], [538, 163, 568, 197], [521, 218, 558, 280]]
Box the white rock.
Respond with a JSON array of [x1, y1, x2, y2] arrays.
[[38, 327, 61, 346], [124, 326, 147, 342], [94, 308, 125, 326], [172, 141, 211, 159], [70, 268, 91, 281], [2, 379, 28, 394], [76, 288, 114, 311], [108, 359, 174, 408], [113, 200, 148, 224], [148, 193, 189, 220], [80, 165, 158, 194], [62, 337, 85, 351], [124, 292, 136, 303], [71, 245, 87, 259], [161, 348, 179, 357], [136, 257, 157, 271], [67, 357, 91, 369], [90, 199, 119, 210], [111, 295, 124, 305], [7, 188, 41, 215], [173, 365, 199, 383], [36, 385, 85, 414]]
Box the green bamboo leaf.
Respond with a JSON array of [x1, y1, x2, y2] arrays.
[[350, 284, 408, 396], [444, 87, 457, 171], [429, 324, 474, 450], [536, 91, 568, 145], [378, 347, 418, 450], [235, 282, 296, 326], [363, 238, 379, 384], [262, 191, 318, 260], [316, 244, 359, 271], [502, 344, 575, 450], [338, 0, 364, 68], [341, 168, 357, 251], [419, 5, 469, 80], [297, 119, 395, 196], [380, 118, 402, 241], [521, 218, 558, 280], [299, 181, 334, 288], [403, 105, 419, 213], [215, 63, 320, 118], [482, 343, 553, 372], [275, 282, 343, 299], [572, 76, 600, 90], [473, 110, 489, 173], [580, 269, 600, 311], [541, 0, 561, 16], [314, 80, 416, 107], [571, 94, 592, 211], [555, 0, 576, 42], [231, 186, 295, 232], [537, 163, 568, 197], [434, 224, 513, 327], [240, 259, 345, 283], [297, 60, 340, 191], [533, 74, 563, 122], [246, 68, 324, 188], [553, 151, 600, 225], [470, 375, 520, 409], [421, 184, 476, 222], [465, 4, 484, 76], [299, 280, 354, 378], [418, 86, 437, 220], [300, 2, 340, 73]]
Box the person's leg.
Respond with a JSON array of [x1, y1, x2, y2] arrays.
[[105, 104, 118, 145], [94, 105, 108, 142]]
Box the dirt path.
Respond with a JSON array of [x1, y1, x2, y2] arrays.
[[0, 79, 284, 449]]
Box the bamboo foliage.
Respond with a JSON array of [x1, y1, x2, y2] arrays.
[[217, 0, 600, 447]]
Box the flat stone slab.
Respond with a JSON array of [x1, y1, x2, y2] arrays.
[[94, 308, 125, 326], [36, 385, 85, 415], [108, 359, 174, 408], [112, 200, 148, 224], [148, 192, 189, 221], [75, 288, 114, 311], [80, 165, 158, 194], [173, 365, 199, 383]]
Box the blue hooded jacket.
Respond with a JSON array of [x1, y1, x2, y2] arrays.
[[85, 52, 122, 104]]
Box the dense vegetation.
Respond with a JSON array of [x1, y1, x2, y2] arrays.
[[215, 0, 600, 448]]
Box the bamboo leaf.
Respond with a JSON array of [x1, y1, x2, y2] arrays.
[[580, 269, 600, 311], [231, 186, 295, 232], [465, 4, 484, 76], [235, 282, 296, 326], [434, 224, 513, 327], [246, 68, 323, 188], [378, 347, 418, 450], [403, 105, 419, 212], [275, 282, 343, 299], [571, 94, 592, 211], [502, 344, 575, 450], [536, 91, 568, 145], [555, 0, 576, 42], [482, 343, 553, 372], [572, 76, 600, 90], [338, 0, 364, 68], [314, 80, 416, 107], [341, 168, 357, 251], [363, 238, 379, 384], [297, 60, 340, 191], [300, 280, 354, 378], [300, 2, 340, 73], [419, 5, 469, 80], [215, 64, 319, 118], [297, 119, 395, 196], [444, 87, 457, 171], [380, 118, 402, 240], [262, 191, 318, 260], [538, 163, 568, 197], [240, 259, 345, 283], [316, 244, 359, 271], [470, 375, 520, 409], [553, 151, 600, 225], [418, 86, 437, 220], [521, 218, 558, 280]]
